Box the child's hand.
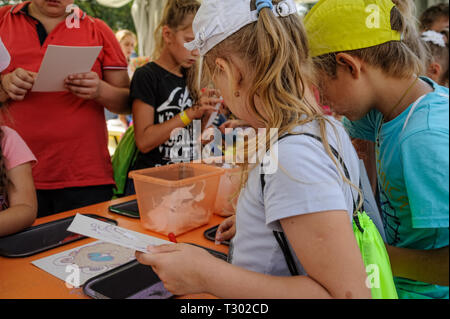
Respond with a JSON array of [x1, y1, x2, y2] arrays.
[[64, 72, 101, 100], [1, 68, 36, 101], [199, 88, 222, 107], [187, 88, 223, 120], [135, 243, 216, 296], [216, 215, 236, 243], [186, 104, 217, 120]]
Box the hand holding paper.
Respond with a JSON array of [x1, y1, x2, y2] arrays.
[[1, 68, 36, 101], [67, 214, 172, 253], [64, 71, 101, 100], [32, 45, 102, 92]]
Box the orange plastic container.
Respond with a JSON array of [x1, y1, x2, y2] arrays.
[[212, 165, 242, 217], [129, 163, 224, 236]]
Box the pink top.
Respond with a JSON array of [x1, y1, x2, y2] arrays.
[[1, 126, 36, 170]]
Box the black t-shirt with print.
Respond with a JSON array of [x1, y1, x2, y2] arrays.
[[130, 62, 197, 170]]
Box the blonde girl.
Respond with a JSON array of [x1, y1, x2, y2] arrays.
[[126, 0, 219, 195], [305, 0, 449, 299], [136, 0, 371, 299]]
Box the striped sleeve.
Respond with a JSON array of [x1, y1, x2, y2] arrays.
[[94, 18, 128, 71]]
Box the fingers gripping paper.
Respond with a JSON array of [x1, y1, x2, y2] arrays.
[[32, 45, 102, 92], [67, 214, 172, 253]]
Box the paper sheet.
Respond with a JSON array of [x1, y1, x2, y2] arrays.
[[31, 240, 135, 287], [67, 214, 172, 253], [0, 37, 11, 72], [32, 45, 102, 92]]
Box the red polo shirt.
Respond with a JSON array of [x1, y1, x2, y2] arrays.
[[0, 2, 128, 190]]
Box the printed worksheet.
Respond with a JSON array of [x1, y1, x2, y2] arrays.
[[32, 45, 102, 92], [31, 240, 135, 287], [67, 214, 172, 253]]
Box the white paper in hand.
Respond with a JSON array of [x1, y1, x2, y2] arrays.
[[67, 214, 172, 253], [32, 45, 102, 92], [0, 37, 11, 72]]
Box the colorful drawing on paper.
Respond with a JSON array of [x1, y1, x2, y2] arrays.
[[32, 240, 135, 285]]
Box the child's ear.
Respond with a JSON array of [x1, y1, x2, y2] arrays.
[[335, 53, 362, 79], [428, 62, 442, 80], [162, 26, 173, 45], [215, 58, 243, 90]]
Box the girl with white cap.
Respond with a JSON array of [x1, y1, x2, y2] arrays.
[[136, 0, 371, 299]]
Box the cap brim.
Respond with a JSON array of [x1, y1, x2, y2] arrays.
[[184, 40, 197, 52]]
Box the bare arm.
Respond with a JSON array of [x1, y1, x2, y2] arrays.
[[133, 98, 217, 154], [387, 245, 449, 286], [205, 211, 370, 299], [97, 69, 130, 114], [0, 163, 37, 237], [133, 99, 186, 154], [137, 210, 371, 299]]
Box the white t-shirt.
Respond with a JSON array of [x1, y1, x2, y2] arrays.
[[229, 117, 360, 276]]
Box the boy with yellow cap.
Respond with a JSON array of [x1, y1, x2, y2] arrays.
[[305, 0, 449, 299]]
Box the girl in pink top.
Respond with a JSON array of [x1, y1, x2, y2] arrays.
[[0, 124, 37, 237], [0, 37, 37, 237]]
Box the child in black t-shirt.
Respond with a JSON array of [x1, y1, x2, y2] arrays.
[[126, 0, 219, 195]]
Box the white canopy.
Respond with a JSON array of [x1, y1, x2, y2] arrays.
[[96, 0, 133, 9]]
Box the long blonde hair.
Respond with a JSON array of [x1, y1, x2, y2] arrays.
[[152, 0, 200, 61], [314, 0, 429, 78], [153, 0, 201, 102], [202, 0, 363, 210]]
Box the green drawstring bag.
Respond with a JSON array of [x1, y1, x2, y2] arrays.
[[353, 212, 398, 299], [111, 125, 139, 198], [262, 133, 398, 299]]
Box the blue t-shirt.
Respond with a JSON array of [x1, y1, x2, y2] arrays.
[[343, 77, 449, 299]]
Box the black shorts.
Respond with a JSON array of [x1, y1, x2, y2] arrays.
[[36, 185, 113, 218]]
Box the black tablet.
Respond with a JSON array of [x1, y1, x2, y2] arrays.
[[187, 243, 228, 261], [0, 214, 117, 258], [203, 225, 230, 246], [108, 199, 140, 219], [83, 245, 227, 299], [83, 259, 172, 299]]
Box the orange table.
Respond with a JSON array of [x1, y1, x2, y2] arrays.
[[0, 195, 228, 299]]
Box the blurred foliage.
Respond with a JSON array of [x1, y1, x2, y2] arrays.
[[0, 0, 136, 33], [74, 0, 136, 33]]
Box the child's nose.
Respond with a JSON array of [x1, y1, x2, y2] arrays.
[[191, 49, 200, 57]]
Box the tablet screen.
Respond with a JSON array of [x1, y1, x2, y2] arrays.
[[88, 261, 172, 299]]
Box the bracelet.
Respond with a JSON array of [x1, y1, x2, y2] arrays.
[[179, 111, 192, 126]]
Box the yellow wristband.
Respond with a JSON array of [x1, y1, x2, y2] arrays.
[[180, 111, 192, 126]]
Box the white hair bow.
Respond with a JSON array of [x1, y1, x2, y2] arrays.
[[422, 30, 446, 48]]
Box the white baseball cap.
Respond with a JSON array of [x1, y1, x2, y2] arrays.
[[184, 0, 298, 56], [0, 37, 11, 73]]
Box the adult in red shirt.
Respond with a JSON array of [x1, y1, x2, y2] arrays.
[[0, 0, 131, 217]]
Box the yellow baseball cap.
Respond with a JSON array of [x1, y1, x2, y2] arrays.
[[304, 0, 402, 58]]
